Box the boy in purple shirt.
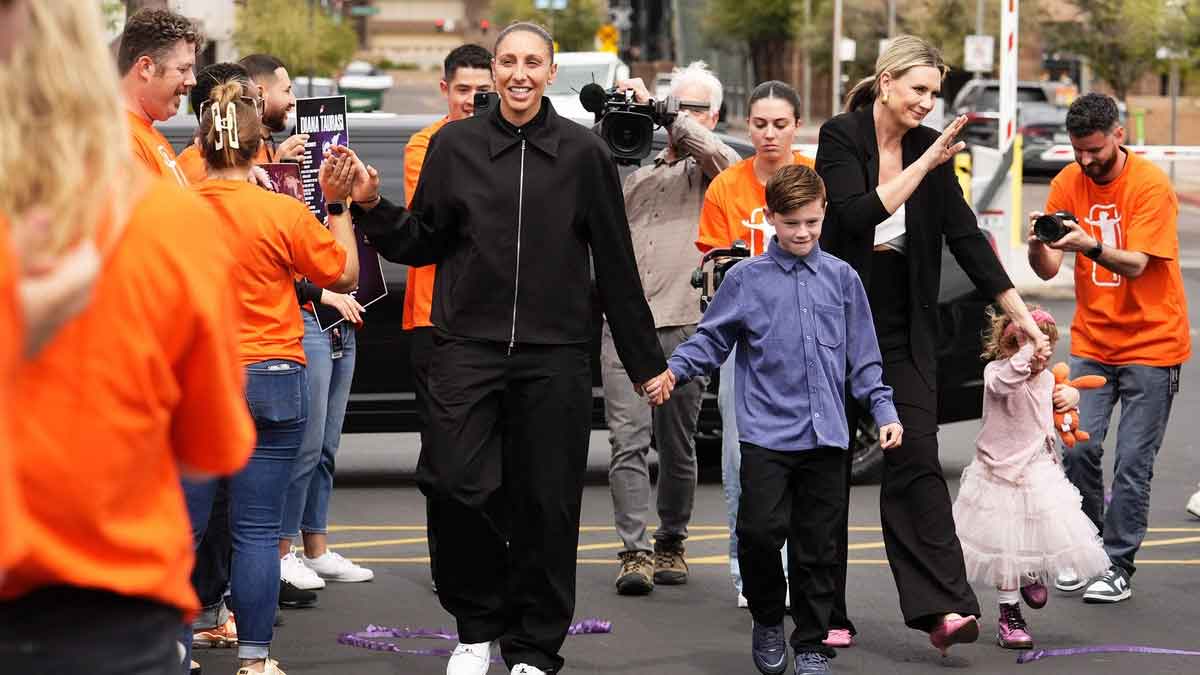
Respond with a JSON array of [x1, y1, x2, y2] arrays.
[[649, 166, 903, 675]]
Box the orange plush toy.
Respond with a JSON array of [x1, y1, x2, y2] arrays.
[[1051, 363, 1107, 447]]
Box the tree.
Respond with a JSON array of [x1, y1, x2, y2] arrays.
[[490, 0, 604, 53], [1042, 0, 1169, 102], [233, 0, 358, 78], [705, 0, 796, 82]]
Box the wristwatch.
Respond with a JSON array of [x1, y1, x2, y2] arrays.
[[326, 201, 346, 216], [1084, 240, 1103, 260]]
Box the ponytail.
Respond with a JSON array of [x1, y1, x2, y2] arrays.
[[843, 76, 877, 113], [198, 80, 261, 171]]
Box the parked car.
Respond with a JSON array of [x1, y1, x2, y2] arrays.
[[156, 113, 990, 483], [291, 76, 339, 99], [950, 80, 1073, 175], [545, 51, 630, 125]]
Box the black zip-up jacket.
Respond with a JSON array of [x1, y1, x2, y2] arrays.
[[352, 99, 666, 383]]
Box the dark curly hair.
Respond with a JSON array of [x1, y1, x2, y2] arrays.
[[1065, 93, 1120, 138], [117, 9, 203, 75], [190, 62, 250, 122]]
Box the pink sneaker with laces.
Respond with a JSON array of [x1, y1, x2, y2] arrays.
[[997, 603, 1034, 650]]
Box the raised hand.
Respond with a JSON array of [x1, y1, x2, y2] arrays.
[[920, 115, 968, 170], [275, 134, 309, 163], [348, 150, 382, 207], [318, 146, 356, 203]]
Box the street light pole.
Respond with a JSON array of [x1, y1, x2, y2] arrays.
[[888, 0, 896, 38], [803, 0, 812, 123], [832, 0, 842, 116]]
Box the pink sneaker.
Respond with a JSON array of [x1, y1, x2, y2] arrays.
[[997, 603, 1034, 650], [1020, 580, 1048, 609], [821, 628, 854, 648], [929, 614, 979, 656]]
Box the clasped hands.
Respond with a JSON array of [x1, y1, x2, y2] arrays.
[[639, 369, 676, 406]]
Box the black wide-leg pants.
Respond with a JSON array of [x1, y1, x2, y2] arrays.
[[417, 330, 591, 674]]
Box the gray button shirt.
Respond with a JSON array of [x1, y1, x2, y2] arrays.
[[622, 114, 741, 328]]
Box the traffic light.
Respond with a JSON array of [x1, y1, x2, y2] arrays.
[[480, 19, 490, 34], [435, 18, 445, 32]]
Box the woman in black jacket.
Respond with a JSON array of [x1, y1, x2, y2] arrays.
[[815, 35, 1051, 654], [345, 22, 668, 675]]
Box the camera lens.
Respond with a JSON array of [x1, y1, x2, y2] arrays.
[[1034, 213, 1068, 243], [601, 111, 653, 161]]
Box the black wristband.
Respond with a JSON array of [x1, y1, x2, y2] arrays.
[[1084, 241, 1103, 260], [326, 201, 346, 216]]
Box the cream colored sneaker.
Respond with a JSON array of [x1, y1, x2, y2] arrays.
[[235, 658, 285, 675]]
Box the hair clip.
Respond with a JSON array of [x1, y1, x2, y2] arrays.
[[226, 101, 239, 150]]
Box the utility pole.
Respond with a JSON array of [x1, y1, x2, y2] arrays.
[[976, 0, 984, 34], [832, 0, 843, 116], [803, 0, 812, 123], [887, 0, 896, 38]]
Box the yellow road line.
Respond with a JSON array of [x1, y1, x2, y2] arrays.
[[1140, 536, 1200, 548], [328, 537, 429, 550], [349, 557, 1200, 566]]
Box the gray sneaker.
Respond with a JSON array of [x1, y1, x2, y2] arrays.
[[1054, 568, 1088, 592], [1082, 566, 1132, 603], [752, 621, 788, 674], [794, 651, 833, 675]]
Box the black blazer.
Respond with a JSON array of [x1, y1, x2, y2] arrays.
[[815, 105, 1013, 387]]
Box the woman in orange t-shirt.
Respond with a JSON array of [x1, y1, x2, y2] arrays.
[[183, 81, 359, 675], [695, 80, 814, 610]]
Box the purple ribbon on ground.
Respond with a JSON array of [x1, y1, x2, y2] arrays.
[[338, 618, 613, 662], [1018, 645, 1200, 663]]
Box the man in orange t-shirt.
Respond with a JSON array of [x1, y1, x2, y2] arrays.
[[402, 43, 492, 589], [117, 8, 199, 185], [0, 176, 255, 668], [1028, 93, 1190, 603]]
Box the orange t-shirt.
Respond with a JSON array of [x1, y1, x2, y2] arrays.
[[1046, 151, 1191, 366], [401, 117, 448, 330], [697, 151, 815, 255], [177, 142, 274, 185], [0, 222, 26, 574], [192, 180, 347, 366], [0, 176, 255, 616], [127, 111, 189, 187]]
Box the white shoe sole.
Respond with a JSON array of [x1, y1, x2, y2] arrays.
[[282, 574, 326, 590], [317, 571, 375, 583], [1054, 579, 1087, 592], [1187, 503, 1200, 519], [1083, 588, 1131, 603]]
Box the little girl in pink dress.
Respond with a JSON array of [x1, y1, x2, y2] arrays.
[[952, 308, 1109, 650]]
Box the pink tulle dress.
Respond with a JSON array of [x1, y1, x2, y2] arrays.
[[952, 342, 1110, 589]]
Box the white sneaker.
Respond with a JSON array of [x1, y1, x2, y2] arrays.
[[235, 658, 286, 675], [280, 552, 325, 590], [447, 641, 493, 675], [1187, 486, 1200, 519], [1054, 567, 1087, 592], [302, 550, 375, 582], [737, 592, 748, 608], [511, 665, 546, 675]]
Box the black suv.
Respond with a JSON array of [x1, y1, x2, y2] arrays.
[[158, 113, 990, 483]]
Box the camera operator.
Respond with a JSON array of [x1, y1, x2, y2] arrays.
[[1028, 92, 1189, 604], [342, 22, 668, 675], [604, 64, 740, 597]]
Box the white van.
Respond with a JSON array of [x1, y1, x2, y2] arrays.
[[545, 51, 630, 125]]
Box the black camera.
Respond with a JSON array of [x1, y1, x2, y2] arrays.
[[691, 240, 751, 311], [579, 83, 680, 165], [1033, 211, 1078, 243]]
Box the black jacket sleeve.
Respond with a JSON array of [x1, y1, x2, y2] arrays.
[[351, 133, 456, 266], [584, 146, 666, 383], [937, 160, 1014, 297], [816, 116, 891, 239], [294, 279, 322, 306]]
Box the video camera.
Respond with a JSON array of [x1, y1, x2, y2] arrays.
[[579, 83, 698, 165], [691, 240, 751, 311]]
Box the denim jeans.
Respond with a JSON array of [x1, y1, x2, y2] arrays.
[[1063, 356, 1178, 576], [281, 313, 356, 539], [183, 359, 307, 662], [719, 348, 787, 594]]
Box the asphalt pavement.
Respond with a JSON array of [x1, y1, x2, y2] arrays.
[[192, 258, 1200, 674]]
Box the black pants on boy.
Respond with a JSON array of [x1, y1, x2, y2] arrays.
[[0, 587, 182, 675], [738, 443, 844, 658], [418, 331, 591, 674]]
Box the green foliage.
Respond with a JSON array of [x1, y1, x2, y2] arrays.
[[1042, 0, 1170, 101], [490, 0, 604, 53], [102, 1, 125, 33], [233, 0, 358, 77], [704, 0, 796, 81]]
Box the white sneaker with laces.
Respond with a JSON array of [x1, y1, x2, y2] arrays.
[[280, 552, 325, 590], [302, 550, 375, 582], [446, 641, 493, 675], [1187, 485, 1200, 519], [510, 665, 547, 675]]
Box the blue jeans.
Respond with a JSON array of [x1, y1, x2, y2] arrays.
[[1063, 356, 1178, 576], [281, 313, 356, 539], [719, 348, 787, 594], [183, 359, 307, 662]]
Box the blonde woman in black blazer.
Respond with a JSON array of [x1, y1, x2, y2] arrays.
[[815, 35, 1051, 655]]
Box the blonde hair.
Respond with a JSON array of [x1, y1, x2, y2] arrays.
[[981, 305, 1059, 361], [0, 0, 133, 255], [197, 80, 263, 171], [843, 35, 948, 113]]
